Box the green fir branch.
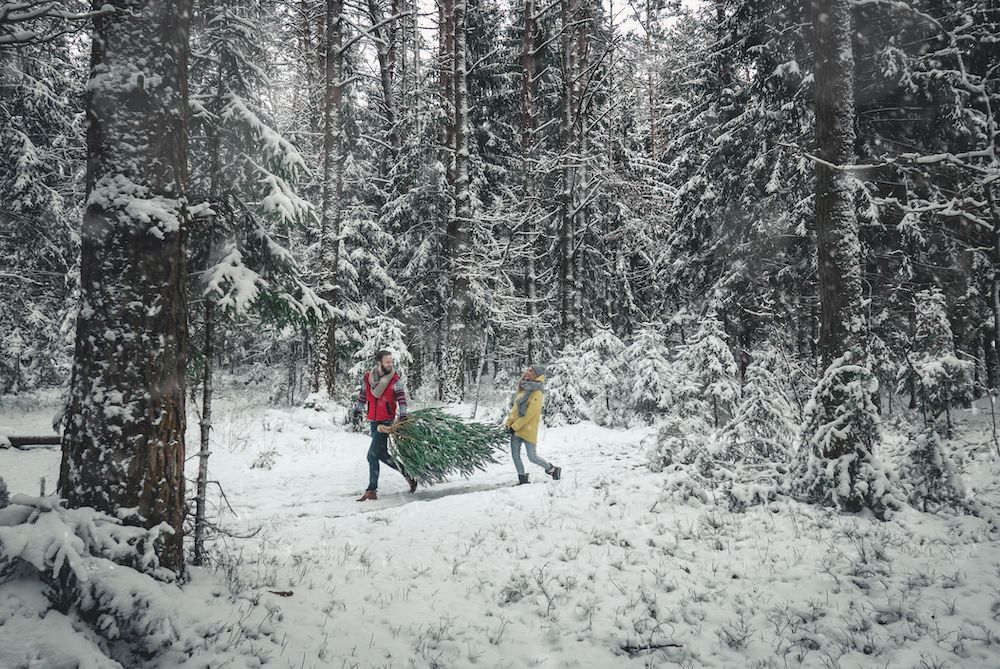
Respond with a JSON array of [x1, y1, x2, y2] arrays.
[[382, 408, 507, 484]]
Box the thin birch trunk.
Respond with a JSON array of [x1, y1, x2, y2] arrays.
[[193, 294, 213, 566]]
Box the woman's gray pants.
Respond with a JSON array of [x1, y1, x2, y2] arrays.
[[511, 434, 551, 476]]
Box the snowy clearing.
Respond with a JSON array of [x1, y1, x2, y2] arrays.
[[3, 389, 1000, 669]]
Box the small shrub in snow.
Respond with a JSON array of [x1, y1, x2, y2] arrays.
[[645, 414, 713, 472], [251, 448, 278, 469], [0, 493, 178, 666], [674, 311, 740, 430], [791, 351, 902, 520], [897, 428, 968, 512], [895, 289, 974, 438], [546, 331, 628, 427], [721, 357, 798, 463], [0, 475, 7, 508]]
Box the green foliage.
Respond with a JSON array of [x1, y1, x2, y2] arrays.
[[386, 409, 507, 484]]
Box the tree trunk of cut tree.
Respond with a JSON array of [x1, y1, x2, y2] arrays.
[[59, 0, 192, 576]]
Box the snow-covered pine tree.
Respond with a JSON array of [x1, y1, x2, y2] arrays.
[[675, 310, 739, 430], [545, 329, 627, 426], [897, 428, 967, 512], [187, 0, 333, 563], [623, 324, 673, 423], [791, 351, 901, 518], [0, 34, 84, 392], [347, 315, 413, 381], [896, 289, 975, 438], [722, 352, 798, 463]]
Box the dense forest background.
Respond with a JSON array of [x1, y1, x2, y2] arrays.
[[3, 0, 998, 405]]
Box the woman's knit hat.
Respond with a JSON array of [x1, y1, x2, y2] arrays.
[[530, 363, 547, 377]]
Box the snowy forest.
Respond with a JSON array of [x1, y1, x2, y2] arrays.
[[2, 0, 1000, 665]]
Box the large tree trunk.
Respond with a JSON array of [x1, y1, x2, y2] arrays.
[[813, 0, 862, 370], [59, 0, 192, 576]]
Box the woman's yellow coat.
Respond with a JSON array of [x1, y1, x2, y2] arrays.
[[505, 375, 545, 444]]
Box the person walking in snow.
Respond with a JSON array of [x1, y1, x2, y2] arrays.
[[353, 350, 416, 501], [505, 363, 560, 485]]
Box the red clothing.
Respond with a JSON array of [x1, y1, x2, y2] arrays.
[[362, 372, 407, 421]]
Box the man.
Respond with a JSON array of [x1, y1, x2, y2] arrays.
[[353, 350, 416, 501]]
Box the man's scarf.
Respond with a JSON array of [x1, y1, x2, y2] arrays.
[[515, 379, 544, 417], [369, 365, 393, 398]]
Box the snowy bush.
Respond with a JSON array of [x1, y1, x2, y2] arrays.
[[721, 358, 798, 463], [674, 311, 739, 429], [791, 351, 902, 520], [0, 475, 7, 508], [897, 428, 968, 512], [895, 289, 974, 437], [622, 324, 674, 422], [545, 330, 628, 427], [0, 493, 178, 667], [645, 413, 714, 472]]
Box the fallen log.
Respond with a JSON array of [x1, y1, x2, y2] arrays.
[[3, 436, 61, 449]]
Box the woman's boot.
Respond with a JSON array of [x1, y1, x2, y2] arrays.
[[517, 474, 529, 485], [357, 489, 377, 501]]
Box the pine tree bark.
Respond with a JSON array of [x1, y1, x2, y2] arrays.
[[314, 0, 344, 398], [521, 0, 538, 356], [448, 0, 470, 397], [59, 0, 191, 576], [559, 0, 581, 347], [812, 0, 862, 370]]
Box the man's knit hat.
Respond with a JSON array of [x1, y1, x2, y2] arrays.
[[530, 363, 547, 377]]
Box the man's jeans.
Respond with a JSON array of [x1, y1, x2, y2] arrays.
[[367, 421, 399, 490]]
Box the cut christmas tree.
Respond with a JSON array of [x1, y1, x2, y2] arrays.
[[377, 408, 508, 484]]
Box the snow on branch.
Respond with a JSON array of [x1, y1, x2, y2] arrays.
[[0, 1, 115, 46]]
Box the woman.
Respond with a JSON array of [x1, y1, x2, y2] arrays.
[[505, 363, 561, 484]]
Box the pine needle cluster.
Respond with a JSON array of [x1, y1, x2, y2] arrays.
[[381, 408, 508, 484]]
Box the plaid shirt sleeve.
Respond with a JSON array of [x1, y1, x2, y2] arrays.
[[394, 380, 408, 419]]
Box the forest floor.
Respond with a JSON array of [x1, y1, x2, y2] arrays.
[[3, 386, 1000, 668]]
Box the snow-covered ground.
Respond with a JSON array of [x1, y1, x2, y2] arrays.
[[3, 388, 1000, 668]]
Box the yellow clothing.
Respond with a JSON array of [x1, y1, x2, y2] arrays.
[[505, 375, 545, 444]]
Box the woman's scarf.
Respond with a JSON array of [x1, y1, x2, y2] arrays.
[[369, 365, 393, 398], [515, 378, 544, 417]]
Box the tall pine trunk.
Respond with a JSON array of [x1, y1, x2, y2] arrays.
[[521, 0, 537, 358], [813, 0, 862, 369], [792, 0, 897, 519], [558, 0, 581, 347], [59, 0, 192, 576], [314, 0, 344, 398], [449, 0, 470, 398]]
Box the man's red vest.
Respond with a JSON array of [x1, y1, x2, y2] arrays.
[[365, 372, 400, 421]]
